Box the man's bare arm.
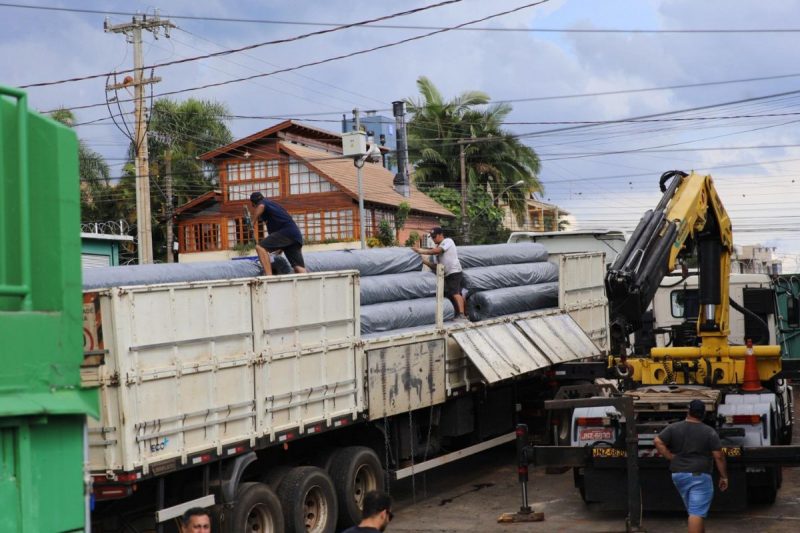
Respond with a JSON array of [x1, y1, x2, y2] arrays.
[[653, 436, 674, 461], [412, 246, 443, 256], [712, 450, 728, 491]]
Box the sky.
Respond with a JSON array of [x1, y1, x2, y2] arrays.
[[3, 0, 800, 270]]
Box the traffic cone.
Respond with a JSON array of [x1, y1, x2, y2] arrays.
[[741, 338, 764, 393]]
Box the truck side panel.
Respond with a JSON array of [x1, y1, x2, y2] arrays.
[[252, 272, 361, 439], [558, 253, 609, 353]]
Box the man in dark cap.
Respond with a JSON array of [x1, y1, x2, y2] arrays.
[[654, 399, 728, 533], [249, 192, 306, 275], [412, 226, 466, 319]]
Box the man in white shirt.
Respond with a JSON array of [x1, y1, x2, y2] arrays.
[[412, 227, 466, 319]]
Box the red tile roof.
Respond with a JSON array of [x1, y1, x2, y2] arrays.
[[198, 120, 343, 160], [280, 141, 453, 217]]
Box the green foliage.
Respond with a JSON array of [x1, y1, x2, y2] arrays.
[[422, 186, 509, 244], [233, 242, 256, 256], [377, 219, 396, 247], [50, 108, 117, 224], [366, 237, 382, 248], [405, 77, 543, 227], [405, 231, 420, 247], [395, 201, 411, 231], [118, 98, 233, 260]]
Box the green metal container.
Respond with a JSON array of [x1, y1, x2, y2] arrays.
[[774, 274, 800, 360], [0, 86, 98, 532]]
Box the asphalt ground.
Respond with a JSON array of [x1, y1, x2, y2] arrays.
[[387, 411, 800, 533], [387, 443, 800, 532]]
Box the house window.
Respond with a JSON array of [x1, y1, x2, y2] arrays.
[[227, 217, 254, 249], [226, 160, 281, 201], [324, 209, 354, 240], [226, 162, 251, 181], [183, 222, 222, 252], [253, 160, 279, 179], [228, 181, 279, 201], [294, 212, 323, 243], [289, 158, 337, 195]]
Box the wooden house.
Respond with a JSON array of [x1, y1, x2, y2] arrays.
[[176, 120, 452, 259]]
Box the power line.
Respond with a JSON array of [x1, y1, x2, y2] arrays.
[[18, 0, 464, 88], [4, 2, 800, 34], [37, 0, 551, 115]]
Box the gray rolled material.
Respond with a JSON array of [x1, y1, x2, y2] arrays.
[[462, 262, 558, 295], [458, 243, 548, 269], [360, 271, 437, 305], [361, 297, 455, 335], [467, 282, 559, 322], [82, 256, 291, 290], [305, 247, 422, 276]]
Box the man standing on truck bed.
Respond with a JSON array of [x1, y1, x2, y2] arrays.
[[412, 227, 466, 319], [654, 399, 729, 533], [250, 192, 307, 275]]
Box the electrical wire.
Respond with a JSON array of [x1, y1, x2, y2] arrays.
[[18, 0, 465, 88], [5, 2, 800, 34]]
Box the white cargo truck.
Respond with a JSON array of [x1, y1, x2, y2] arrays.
[[84, 253, 608, 533]]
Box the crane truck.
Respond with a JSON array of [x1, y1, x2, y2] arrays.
[[517, 171, 798, 518]]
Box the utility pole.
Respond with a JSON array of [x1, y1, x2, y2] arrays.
[[458, 139, 469, 245], [105, 13, 174, 264], [165, 149, 174, 263], [354, 109, 367, 249]]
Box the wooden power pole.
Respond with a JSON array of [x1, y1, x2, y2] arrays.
[[105, 13, 174, 264], [458, 139, 469, 245]]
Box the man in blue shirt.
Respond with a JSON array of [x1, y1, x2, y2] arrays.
[[249, 192, 307, 275]]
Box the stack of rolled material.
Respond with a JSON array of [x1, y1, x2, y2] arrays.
[[457, 244, 559, 322], [304, 247, 437, 335], [303, 243, 558, 333], [82, 243, 559, 335]]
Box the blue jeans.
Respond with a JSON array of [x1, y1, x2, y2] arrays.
[[672, 472, 713, 518]]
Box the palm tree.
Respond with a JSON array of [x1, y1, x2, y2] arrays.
[[406, 77, 542, 235], [119, 98, 233, 260], [50, 108, 116, 223]]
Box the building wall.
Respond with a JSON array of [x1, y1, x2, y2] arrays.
[[81, 238, 124, 267], [180, 141, 447, 255], [178, 239, 367, 263]]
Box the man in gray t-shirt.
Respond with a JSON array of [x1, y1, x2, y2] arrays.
[[654, 400, 728, 533]]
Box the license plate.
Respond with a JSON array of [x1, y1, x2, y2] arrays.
[[580, 428, 613, 441], [593, 447, 627, 458]]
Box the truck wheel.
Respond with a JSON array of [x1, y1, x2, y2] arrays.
[[748, 467, 778, 505], [261, 465, 292, 490], [228, 482, 284, 533], [329, 446, 384, 528], [276, 466, 337, 533]]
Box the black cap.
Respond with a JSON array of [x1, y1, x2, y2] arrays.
[[250, 192, 264, 204], [429, 226, 444, 237], [688, 399, 705, 418]]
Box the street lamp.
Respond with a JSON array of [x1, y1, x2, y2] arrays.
[[494, 180, 526, 204]]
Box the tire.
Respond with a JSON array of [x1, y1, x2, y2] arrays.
[[227, 482, 284, 533], [276, 466, 338, 533], [748, 467, 778, 505], [261, 465, 292, 490], [328, 446, 385, 528], [311, 447, 338, 471]]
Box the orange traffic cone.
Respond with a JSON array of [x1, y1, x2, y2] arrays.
[[741, 338, 764, 393]]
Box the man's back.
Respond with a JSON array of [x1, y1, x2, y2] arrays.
[[659, 420, 721, 473]]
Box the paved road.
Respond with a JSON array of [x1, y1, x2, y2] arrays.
[[388, 437, 800, 532]]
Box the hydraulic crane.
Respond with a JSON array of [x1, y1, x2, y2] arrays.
[[605, 170, 781, 385]]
